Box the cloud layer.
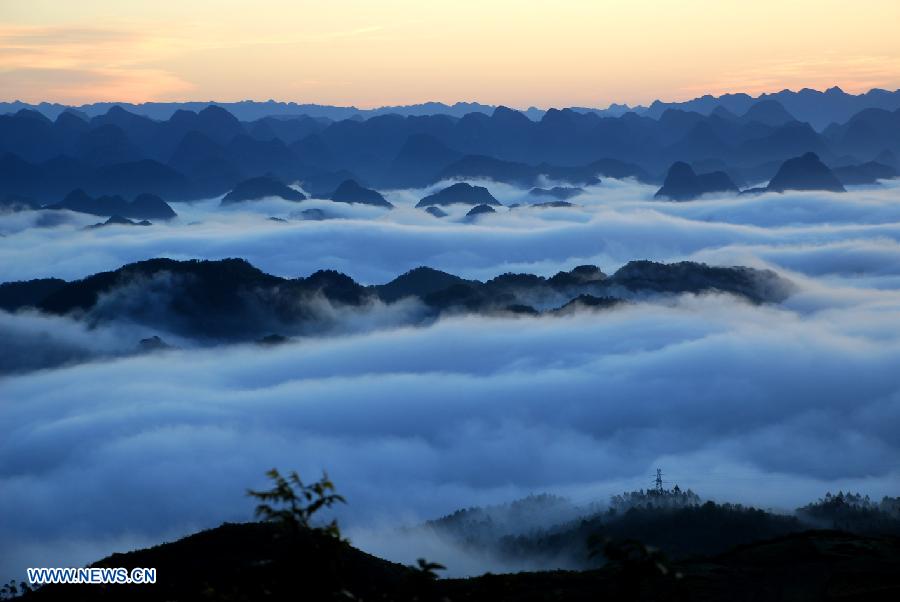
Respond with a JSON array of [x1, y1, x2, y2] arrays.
[[2, 295, 900, 577], [2, 178, 900, 578], [4, 180, 900, 287]]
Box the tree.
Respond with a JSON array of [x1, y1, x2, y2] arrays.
[[247, 468, 346, 539]]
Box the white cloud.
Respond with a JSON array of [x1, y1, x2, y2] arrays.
[[2, 178, 900, 579], [1, 296, 900, 577]]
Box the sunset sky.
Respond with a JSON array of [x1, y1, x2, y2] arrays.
[[2, 0, 900, 108]]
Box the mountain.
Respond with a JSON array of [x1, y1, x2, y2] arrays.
[[437, 155, 618, 187], [739, 100, 796, 127], [765, 152, 846, 193], [532, 200, 577, 209], [74, 123, 142, 166], [0, 99, 506, 122], [424, 206, 447, 218], [129, 193, 177, 219], [0, 278, 67, 311], [466, 203, 497, 217], [644, 86, 900, 130], [824, 107, 900, 158], [5, 92, 898, 205], [168, 131, 243, 197], [221, 176, 306, 204], [328, 179, 393, 207], [48, 189, 177, 219], [225, 134, 303, 181], [876, 149, 900, 170], [86, 215, 153, 228], [0, 194, 41, 212], [383, 134, 462, 187], [654, 162, 738, 200], [374, 266, 473, 302], [20, 518, 900, 601], [833, 161, 898, 185], [416, 182, 501, 207], [438, 155, 545, 187], [8, 88, 900, 130], [529, 187, 584, 200], [2, 259, 792, 345]]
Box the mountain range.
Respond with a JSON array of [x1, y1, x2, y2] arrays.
[[5, 86, 900, 130], [0, 259, 791, 348], [2, 88, 899, 204]]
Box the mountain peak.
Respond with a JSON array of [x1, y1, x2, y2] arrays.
[[766, 152, 846, 193]]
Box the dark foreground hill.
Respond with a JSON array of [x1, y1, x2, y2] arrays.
[[19, 523, 900, 602]]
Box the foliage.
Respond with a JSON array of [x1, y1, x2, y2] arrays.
[[610, 484, 701, 512], [412, 558, 446, 580], [797, 491, 900, 534], [0, 580, 31, 601], [589, 536, 678, 578], [247, 468, 346, 539]]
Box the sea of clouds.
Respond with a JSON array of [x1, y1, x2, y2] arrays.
[[1, 178, 900, 577]]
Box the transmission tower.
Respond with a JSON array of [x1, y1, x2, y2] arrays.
[[654, 468, 664, 494]]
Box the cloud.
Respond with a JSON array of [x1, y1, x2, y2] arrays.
[[2, 179, 900, 579], [2, 295, 900, 578], [0, 24, 194, 103], [4, 180, 900, 287]]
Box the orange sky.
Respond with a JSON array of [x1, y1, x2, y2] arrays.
[[2, 0, 899, 108]]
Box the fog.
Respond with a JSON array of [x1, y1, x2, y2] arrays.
[[2, 178, 900, 578], [3, 179, 900, 286]]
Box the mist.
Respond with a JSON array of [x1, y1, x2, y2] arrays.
[[2, 179, 900, 287], [2, 293, 900, 577], [2, 177, 900, 579]]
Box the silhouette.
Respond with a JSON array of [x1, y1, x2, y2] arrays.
[[765, 152, 845, 193], [221, 175, 306, 204], [48, 189, 177, 219], [416, 182, 500, 207], [328, 179, 393, 207], [655, 162, 738, 200]]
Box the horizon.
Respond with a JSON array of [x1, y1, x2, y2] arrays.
[[4, 83, 900, 113], [3, 0, 900, 107]]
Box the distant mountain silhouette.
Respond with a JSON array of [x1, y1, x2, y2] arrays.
[[296, 169, 359, 198], [221, 176, 306, 204], [876, 149, 900, 170], [532, 200, 577, 208], [384, 134, 462, 187], [655, 162, 739, 200], [740, 100, 796, 127], [424, 206, 448, 218], [416, 183, 500, 207], [438, 155, 621, 187], [329, 179, 393, 207], [299, 208, 328, 221], [168, 131, 244, 196], [766, 152, 846, 193], [86, 215, 152, 228], [374, 266, 473, 302], [48, 189, 177, 219], [465, 203, 497, 217], [833, 161, 898, 185], [4, 91, 900, 203], [529, 187, 584, 200], [0, 193, 40, 212], [824, 107, 900, 158]]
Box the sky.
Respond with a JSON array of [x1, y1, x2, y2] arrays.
[[2, 0, 900, 107]]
